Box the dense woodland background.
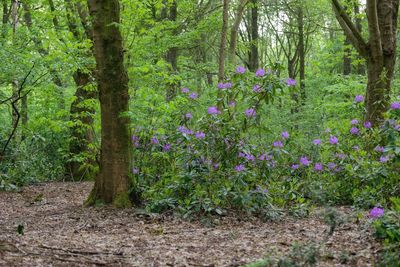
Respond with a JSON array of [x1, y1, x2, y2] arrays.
[[0, 0, 399, 265]]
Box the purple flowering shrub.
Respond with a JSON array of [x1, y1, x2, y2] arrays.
[[372, 197, 400, 265], [130, 66, 292, 214], [129, 65, 399, 214]]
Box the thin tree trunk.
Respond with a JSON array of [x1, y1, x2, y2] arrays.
[[165, 0, 179, 102], [343, 34, 351, 75], [218, 0, 229, 82], [11, 0, 19, 139], [2, 0, 9, 38], [228, 0, 249, 65], [249, 0, 258, 71], [86, 0, 132, 207], [22, 2, 65, 110], [354, 3, 365, 75], [297, 5, 306, 101]]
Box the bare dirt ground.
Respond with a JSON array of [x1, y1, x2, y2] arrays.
[[0, 182, 381, 266]]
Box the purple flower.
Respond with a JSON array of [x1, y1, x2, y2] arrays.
[[273, 140, 283, 148], [258, 154, 267, 161], [369, 207, 384, 218], [208, 106, 221, 115], [286, 78, 296, 86], [181, 87, 190, 93], [235, 66, 246, 74], [328, 162, 336, 170], [380, 156, 389, 163], [238, 152, 246, 158], [151, 137, 159, 145], [364, 121, 372, 129], [245, 108, 257, 118], [314, 163, 323, 171], [132, 135, 140, 147], [178, 126, 192, 135], [390, 102, 400, 110], [351, 119, 359, 125], [253, 85, 262, 93], [281, 131, 289, 139], [300, 156, 311, 166], [313, 139, 321, 145], [353, 145, 360, 150], [189, 92, 198, 99], [185, 113, 193, 119], [235, 164, 245, 172], [374, 146, 385, 153], [350, 127, 359, 135], [217, 83, 225, 89], [132, 168, 139, 174], [245, 154, 255, 162], [255, 68, 265, 77], [335, 153, 346, 159], [163, 143, 171, 152], [291, 164, 299, 170], [213, 163, 220, 170], [329, 136, 339, 145], [217, 82, 232, 89], [228, 101, 236, 107], [195, 131, 205, 139], [354, 95, 364, 103]]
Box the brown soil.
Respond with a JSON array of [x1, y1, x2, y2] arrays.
[[0, 182, 381, 266]]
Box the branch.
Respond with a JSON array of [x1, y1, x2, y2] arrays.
[[331, 0, 368, 58], [1, 64, 36, 156], [366, 0, 382, 59]]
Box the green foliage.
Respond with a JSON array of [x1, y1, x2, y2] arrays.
[[243, 242, 320, 267], [373, 198, 400, 266]]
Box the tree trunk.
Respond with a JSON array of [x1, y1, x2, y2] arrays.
[[86, 0, 132, 207], [249, 0, 258, 71], [63, 0, 97, 181], [164, 0, 179, 102], [354, 3, 365, 75], [343, 34, 351, 75], [364, 0, 398, 124], [332, 0, 399, 125], [11, 0, 19, 139], [23, 2, 65, 110], [297, 5, 306, 101], [228, 0, 249, 65], [218, 0, 229, 82], [2, 0, 9, 38], [66, 70, 97, 181]]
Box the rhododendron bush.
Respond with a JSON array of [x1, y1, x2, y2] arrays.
[[128, 67, 400, 215]]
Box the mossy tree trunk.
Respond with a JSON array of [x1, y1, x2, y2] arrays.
[[62, 0, 98, 181], [333, 0, 399, 125], [86, 0, 132, 207]]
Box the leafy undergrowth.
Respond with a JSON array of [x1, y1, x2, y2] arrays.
[[0, 182, 384, 266]]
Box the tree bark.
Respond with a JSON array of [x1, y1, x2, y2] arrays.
[[63, 0, 97, 181], [343, 34, 351, 75], [228, 0, 249, 65], [11, 0, 19, 138], [332, 0, 399, 125], [218, 0, 229, 82], [164, 0, 179, 102], [354, 3, 365, 75], [249, 0, 258, 71], [297, 5, 306, 101], [86, 0, 132, 207]]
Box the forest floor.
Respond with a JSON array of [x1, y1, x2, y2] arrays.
[[0, 182, 381, 267]]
